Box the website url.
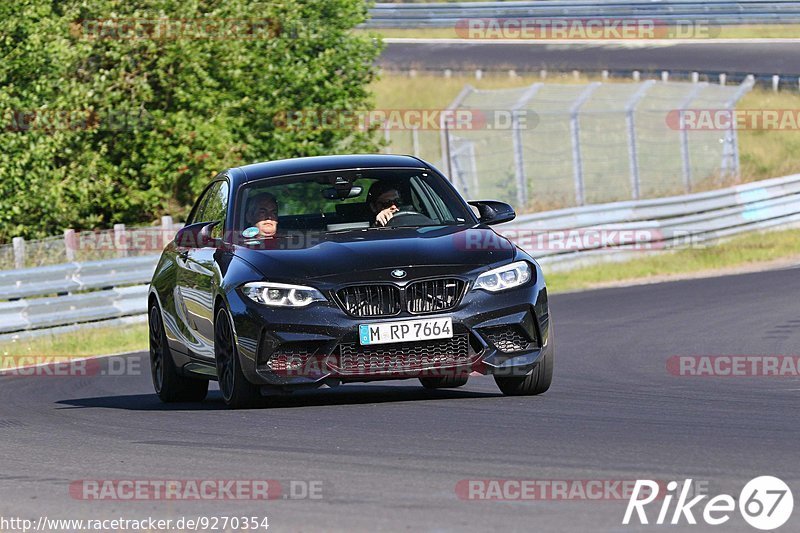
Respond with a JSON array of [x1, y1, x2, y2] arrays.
[[0, 515, 269, 532]]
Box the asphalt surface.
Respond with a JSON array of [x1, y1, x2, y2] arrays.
[[1, 267, 799, 532], [381, 41, 800, 77]]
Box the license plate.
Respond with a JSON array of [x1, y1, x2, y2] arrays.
[[359, 317, 453, 345]]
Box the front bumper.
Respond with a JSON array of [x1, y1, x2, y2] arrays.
[[227, 272, 552, 389]]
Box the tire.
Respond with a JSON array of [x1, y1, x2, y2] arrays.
[[494, 349, 553, 396], [215, 306, 263, 409], [149, 303, 209, 403], [419, 373, 469, 389]]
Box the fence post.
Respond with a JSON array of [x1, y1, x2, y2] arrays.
[[114, 223, 128, 258], [721, 78, 756, 177], [569, 82, 601, 206], [468, 143, 479, 197], [625, 80, 656, 200], [64, 229, 77, 262], [383, 127, 391, 153], [412, 128, 420, 158], [160, 215, 174, 249], [12, 237, 25, 269], [678, 83, 706, 193], [440, 85, 474, 187], [510, 83, 544, 208]]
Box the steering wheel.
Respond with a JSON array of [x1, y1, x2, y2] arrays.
[[386, 211, 433, 227]]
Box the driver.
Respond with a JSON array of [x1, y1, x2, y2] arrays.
[[367, 181, 402, 227], [245, 192, 279, 238]]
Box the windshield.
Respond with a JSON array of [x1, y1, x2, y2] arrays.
[[235, 168, 474, 240]]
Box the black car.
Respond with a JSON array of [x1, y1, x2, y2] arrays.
[[148, 154, 554, 408]]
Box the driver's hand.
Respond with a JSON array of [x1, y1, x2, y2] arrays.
[[376, 205, 399, 226]]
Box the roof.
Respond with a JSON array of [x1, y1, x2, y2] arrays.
[[234, 154, 428, 183]]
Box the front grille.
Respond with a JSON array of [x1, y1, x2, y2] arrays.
[[481, 325, 535, 353], [330, 334, 472, 375], [336, 278, 466, 317], [406, 278, 466, 314], [336, 284, 401, 318]]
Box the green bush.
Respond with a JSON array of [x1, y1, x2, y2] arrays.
[[0, 0, 383, 241]]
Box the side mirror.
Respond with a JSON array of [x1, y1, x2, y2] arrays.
[[175, 221, 221, 249], [468, 201, 516, 225]]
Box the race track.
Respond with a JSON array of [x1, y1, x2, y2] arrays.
[[381, 41, 800, 78], [1, 267, 799, 532]]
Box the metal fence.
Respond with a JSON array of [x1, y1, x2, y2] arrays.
[[384, 79, 753, 208], [0, 216, 181, 270], [366, 0, 800, 27]]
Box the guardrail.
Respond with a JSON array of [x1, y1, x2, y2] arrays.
[[505, 172, 800, 270], [366, 0, 800, 27], [0, 255, 159, 334], [3, 173, 800, 335]]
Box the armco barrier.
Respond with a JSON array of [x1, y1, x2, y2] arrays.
[[2, 173, 800, 334], [366, 0, 800, 28], [505, 173, 800, 270], [0, 285, 150, 334], [0, 255, 159, 301]]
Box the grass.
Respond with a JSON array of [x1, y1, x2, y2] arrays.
[[545, 227, 800, 293], [0, 322, 147, 362], [365, 24, 800, 40]]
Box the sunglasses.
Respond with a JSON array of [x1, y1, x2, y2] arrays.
[[375, 197, 401, 210]]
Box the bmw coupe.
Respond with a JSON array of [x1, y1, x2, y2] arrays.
[[148, 154, 553, 407]]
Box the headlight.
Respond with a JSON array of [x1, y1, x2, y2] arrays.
[[473, 261, 533, 292], [242, 282, 326, 307]]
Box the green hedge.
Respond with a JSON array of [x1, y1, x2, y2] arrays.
[[0, 0, 383, 241]]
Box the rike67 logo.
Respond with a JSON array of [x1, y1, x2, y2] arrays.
[[623, 477, 794, 530]]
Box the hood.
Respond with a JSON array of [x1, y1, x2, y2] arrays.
[[233, 225, 516, 282]]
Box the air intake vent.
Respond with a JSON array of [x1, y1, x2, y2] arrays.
[[336, 284, 401, 318], [407, 278, 465, 314]]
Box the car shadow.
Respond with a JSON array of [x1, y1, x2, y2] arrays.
[[55, 384, 503, 411]]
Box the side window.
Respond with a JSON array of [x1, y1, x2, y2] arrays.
[[186, 185, 215, 226], [203, 181, 229, 240]]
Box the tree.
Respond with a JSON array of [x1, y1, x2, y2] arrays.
[[0, 0, 383, 241]]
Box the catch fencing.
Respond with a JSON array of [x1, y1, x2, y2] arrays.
[[384, 79, 753, 208]]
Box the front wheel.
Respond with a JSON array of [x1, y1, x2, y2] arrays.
[[149, 304, 209, 403], [494, 349, 553, 396], [419, 373, 469, 389], [215, 307, 263, 409]]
